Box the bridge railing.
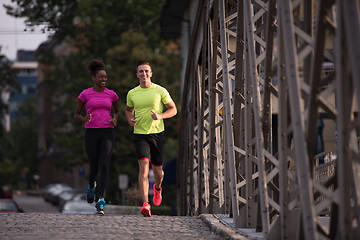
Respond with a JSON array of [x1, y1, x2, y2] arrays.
[[178, 0, 360, 239]]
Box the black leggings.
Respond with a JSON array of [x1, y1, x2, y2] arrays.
[[85, 128, 114, 198]]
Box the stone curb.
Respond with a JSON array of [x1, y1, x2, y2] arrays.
[[200, 214, 250, 240]]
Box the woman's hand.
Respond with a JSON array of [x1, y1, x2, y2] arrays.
[[84, 114, 92, 122], [109, 117, 117, 126]]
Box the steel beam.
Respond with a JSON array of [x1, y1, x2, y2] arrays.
[[178, 0, 360, 239]]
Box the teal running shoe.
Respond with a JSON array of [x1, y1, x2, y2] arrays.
[[95, 198, 107, 215], [86, 182, 96, 203]]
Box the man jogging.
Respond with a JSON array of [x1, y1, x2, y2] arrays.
[[125, 61, 177, 217]]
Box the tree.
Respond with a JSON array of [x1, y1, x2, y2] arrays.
[[0, 52, 17, 124], [0, 51, 18, 158], [48, 31, 181, 203], [5, 0, 165, 56], [0, 97, 38, 187], [5, 0, 182, 204], [105, 31, 181, 197]]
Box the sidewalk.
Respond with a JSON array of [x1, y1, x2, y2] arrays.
[[13, 190, 255, 239], [200, 214, 263, 240]]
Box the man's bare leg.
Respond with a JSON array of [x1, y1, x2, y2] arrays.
[[138, 159, 150, 202]]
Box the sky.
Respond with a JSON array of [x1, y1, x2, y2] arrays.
[[0, 0, 51, 61]]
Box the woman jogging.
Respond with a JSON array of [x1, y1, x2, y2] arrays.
[[74, 59, 119, 214]]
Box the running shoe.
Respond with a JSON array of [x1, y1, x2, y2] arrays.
[[153, 184, 162, 206], [86, 182, 96, 203], [95, 198, 107, 215], [140, 202, 151, 217]]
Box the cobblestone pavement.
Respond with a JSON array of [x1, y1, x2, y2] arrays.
[[7, 191, 250, 240], [1, 213, 226, 240]]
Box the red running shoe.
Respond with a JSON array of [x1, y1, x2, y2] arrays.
[[141, 202, 151, 217], [153, 184, 162, 206]]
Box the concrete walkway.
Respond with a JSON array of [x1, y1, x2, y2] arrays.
[[6, 191, 252, 240]]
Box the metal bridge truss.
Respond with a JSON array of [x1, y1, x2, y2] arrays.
[[178, 0, 360, 239]]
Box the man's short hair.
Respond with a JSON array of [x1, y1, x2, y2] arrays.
[[136, 61, 151, 70]]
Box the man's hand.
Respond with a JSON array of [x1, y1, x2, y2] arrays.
[[151, 110, 162, 120], [128, 117, 137, 126]]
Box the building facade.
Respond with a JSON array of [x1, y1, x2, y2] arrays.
[[9, 50, 38, 121]]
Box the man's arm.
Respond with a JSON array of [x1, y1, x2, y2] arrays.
[[151, 101, 177, 120], [126, 106, 137, 126]]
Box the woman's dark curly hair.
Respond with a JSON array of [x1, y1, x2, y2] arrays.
[[87, 59, 105, 76]]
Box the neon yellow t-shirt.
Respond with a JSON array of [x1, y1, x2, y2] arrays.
[[126, 83, 173, 134]]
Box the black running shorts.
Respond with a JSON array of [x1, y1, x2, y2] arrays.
[[133, 132, 164, 166]]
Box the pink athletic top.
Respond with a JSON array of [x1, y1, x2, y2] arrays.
[[78, 87, 119, 128]]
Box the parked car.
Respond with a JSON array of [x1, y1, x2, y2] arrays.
[[42, 184, 62, 201], [0, 199, 23, 213], [42, 184, 73, 205], [58, 190, 85, 212]]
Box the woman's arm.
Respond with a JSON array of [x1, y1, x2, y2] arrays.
[[109, 101, 120, 126], [74, 99, 91, 122]]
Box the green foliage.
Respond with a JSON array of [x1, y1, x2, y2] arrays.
[[47, 31, 181, 204], [105, 31, 181, 193], [5, 0, 181, 204], [0, 97, 38, 187], [0, 53, 17, 87], [0, 157, 20, 184], [0, 52, 28, 186], [0, 53, 18, 121], [5, 0, 166, 55], [88, 31, 181, 204], [46, 52, 92, 170]]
